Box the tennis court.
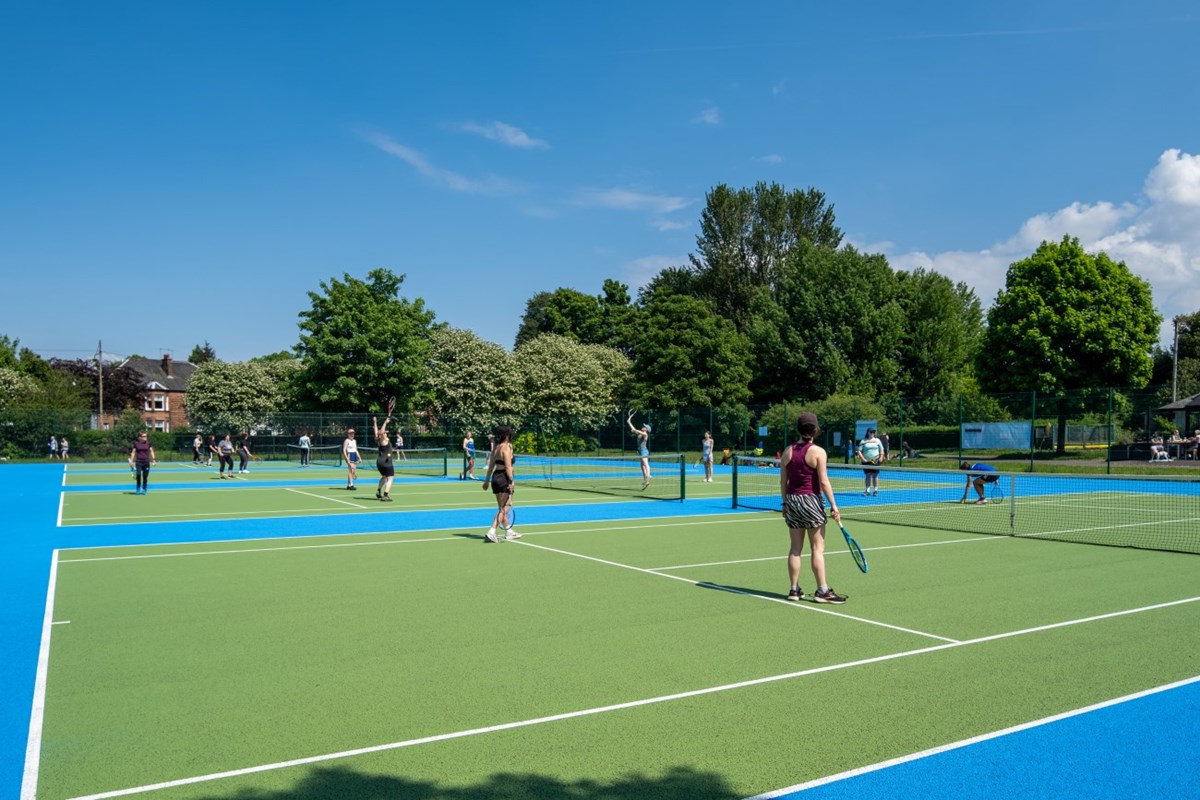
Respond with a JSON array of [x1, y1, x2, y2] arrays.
[[9, 458, 1200, 799]]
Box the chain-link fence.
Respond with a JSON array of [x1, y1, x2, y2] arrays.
[[2, 385, 1190, 471]]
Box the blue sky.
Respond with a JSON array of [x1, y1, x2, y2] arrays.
[[2, 1, 1197, 364]]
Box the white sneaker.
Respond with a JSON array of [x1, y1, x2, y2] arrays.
[[485, 529, 498, 543], [505, 530, 522, 540]]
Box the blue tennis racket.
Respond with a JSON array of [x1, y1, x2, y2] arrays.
[[501, 507, 517, 531], [990, 478, 1004, 500], [838, 522, 869, 574]]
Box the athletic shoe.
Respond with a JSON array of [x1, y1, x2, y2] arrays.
[[376, 489, 382, 499], [975, 498, 987, 505], [872, 490, 878, 497], [485, 529, 498, 543], [787, 586, 803, 601], [505, 530, 522, 540], [381, 496, 393, 502], [813, 587, 847, 604], [642, 479, 650, 490]]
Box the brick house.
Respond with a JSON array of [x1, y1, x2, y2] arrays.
[[124, 355, 197, 432]]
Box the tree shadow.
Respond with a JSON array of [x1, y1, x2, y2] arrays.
[[191, 763, 741, 800]]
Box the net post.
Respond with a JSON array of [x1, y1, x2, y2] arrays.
[[1009, 474, 1016, 531], [678, 453, 685, 501], [731, 455, 739, 509]]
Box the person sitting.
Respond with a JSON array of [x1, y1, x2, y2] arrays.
[[1149, 433, 1170, 462], [1186, 431, 1200, 460], [719, 446, 732, 466]]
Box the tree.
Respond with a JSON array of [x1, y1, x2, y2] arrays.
[[422, 327, 519, 432], [513, 334, 631, 432], [51, 359, 146, 413], [978, 236, 1160, 452], [294, 269, 436, 411], [628, 294, 752, 408], [184, 361, 287, 433], [514, 288, 603, 349], [894, 269, 984, 398], [689, 182, 843, 332], [746, 243, 905, 403], [189, 341, 217, 364]]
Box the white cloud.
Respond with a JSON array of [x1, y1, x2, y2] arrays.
[[650, 219, 690, 232], [575, 188, 691, 215], [624, 255, 687, 288], [360, 130, 517, 195], [693, 107, 721, 125], [459, 121, 549, 150], [883, 148, 1200, 345], [755, 154, 784, 164]]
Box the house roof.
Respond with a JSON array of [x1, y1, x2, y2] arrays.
[[124, 357, 197, 392], [1156, 391, 1200, 413]]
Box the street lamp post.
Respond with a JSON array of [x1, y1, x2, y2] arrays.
[[1173, 317, 1180, 403]]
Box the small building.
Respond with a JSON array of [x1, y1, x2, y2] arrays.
[[1156, 392, 1200, 436], [124, 354, 197, 432]]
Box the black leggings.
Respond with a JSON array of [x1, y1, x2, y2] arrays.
[[220, 454, 234, 474], [135, 462, 151, 491]]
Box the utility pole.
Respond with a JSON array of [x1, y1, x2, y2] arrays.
[[97, 339, 104, 429]]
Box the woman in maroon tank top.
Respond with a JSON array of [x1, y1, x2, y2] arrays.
[[779, 412, 846, 604]]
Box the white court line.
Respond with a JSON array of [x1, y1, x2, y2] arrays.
[[745, 674, 1200, 799], [52, 620, 71, 625], [285, 487, 369, 509], [515, 539, 959, 643], [21, 550, 59, 800], [651, 535, 1002, 571], [59, 536, 468, 563], [60, 596, 1200, 800], [56, 493, 64, 527]]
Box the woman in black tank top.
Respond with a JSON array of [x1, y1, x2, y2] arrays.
[[372, 415, 396, 502]]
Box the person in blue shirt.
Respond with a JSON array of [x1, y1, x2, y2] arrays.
[[960, 461, 999, 504]]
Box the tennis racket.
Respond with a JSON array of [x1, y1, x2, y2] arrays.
[[838, 522, 869, 573], [500, 507, 517, 531], [385, 395, 396, 418], [990, 478, 1004, 500]]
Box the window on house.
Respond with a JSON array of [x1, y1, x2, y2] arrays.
[[145, 394, 168, 412]]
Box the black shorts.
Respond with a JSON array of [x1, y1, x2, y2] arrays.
[[979, 473, 1000, 484], [377, 460, 394, 477], [491, 472, 512, 494]]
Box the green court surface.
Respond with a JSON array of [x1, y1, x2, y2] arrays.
[[28, 465, 1200, 799]]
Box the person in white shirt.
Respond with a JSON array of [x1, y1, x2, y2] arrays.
[[856, 428, 885, 496]]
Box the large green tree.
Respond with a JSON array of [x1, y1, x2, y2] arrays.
[[894, 269, 984, 398], [184, 361, 287, 433], [294, 269, 436, 411], [978, 236, 1160, 450], [513, 334, 631, 432], [746, 243, 905, 402], [422, 327, 519, 432], [689, 182, 842, 332], [629, 293, 753, 408]]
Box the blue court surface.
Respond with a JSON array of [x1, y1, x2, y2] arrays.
[[6, 462, 1199, 799]]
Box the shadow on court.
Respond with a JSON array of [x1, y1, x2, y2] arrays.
[[187, 763, 741, 799], [696, 581, 788, 602]]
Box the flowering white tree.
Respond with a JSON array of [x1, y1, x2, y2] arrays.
[[185, 361, 286, 434]]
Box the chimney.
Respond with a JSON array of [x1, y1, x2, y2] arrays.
[[161, 354, 173, 377]]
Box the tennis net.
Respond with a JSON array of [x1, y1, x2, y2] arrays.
[[286, 444, 448, 477], [732, 455, 1200, 555], [517, 452, 686, 501]]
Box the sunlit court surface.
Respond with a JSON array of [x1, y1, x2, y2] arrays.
[[12, 461, 1200, 800]]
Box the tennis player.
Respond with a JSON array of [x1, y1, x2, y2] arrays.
[[298, 431, 311, 466], [780, 412, 845, 604], [216, 434, 236, 479], [482, 425, 520, 542], [372, 416, 395, 501], [627, 411, 652, 489], [342, 428, 360, 490], [856, 428, 885, 496], [461, 431, 476, 480], [960, 461, 999, 504], [701, 431, 714, 482], [128, 431, 156, 495]]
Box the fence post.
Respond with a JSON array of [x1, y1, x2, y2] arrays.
[[1029, 391, 1037, 473], [1106, 387, 1113, 475]]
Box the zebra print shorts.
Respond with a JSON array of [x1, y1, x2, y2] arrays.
[[783, 493, 827, 529]]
